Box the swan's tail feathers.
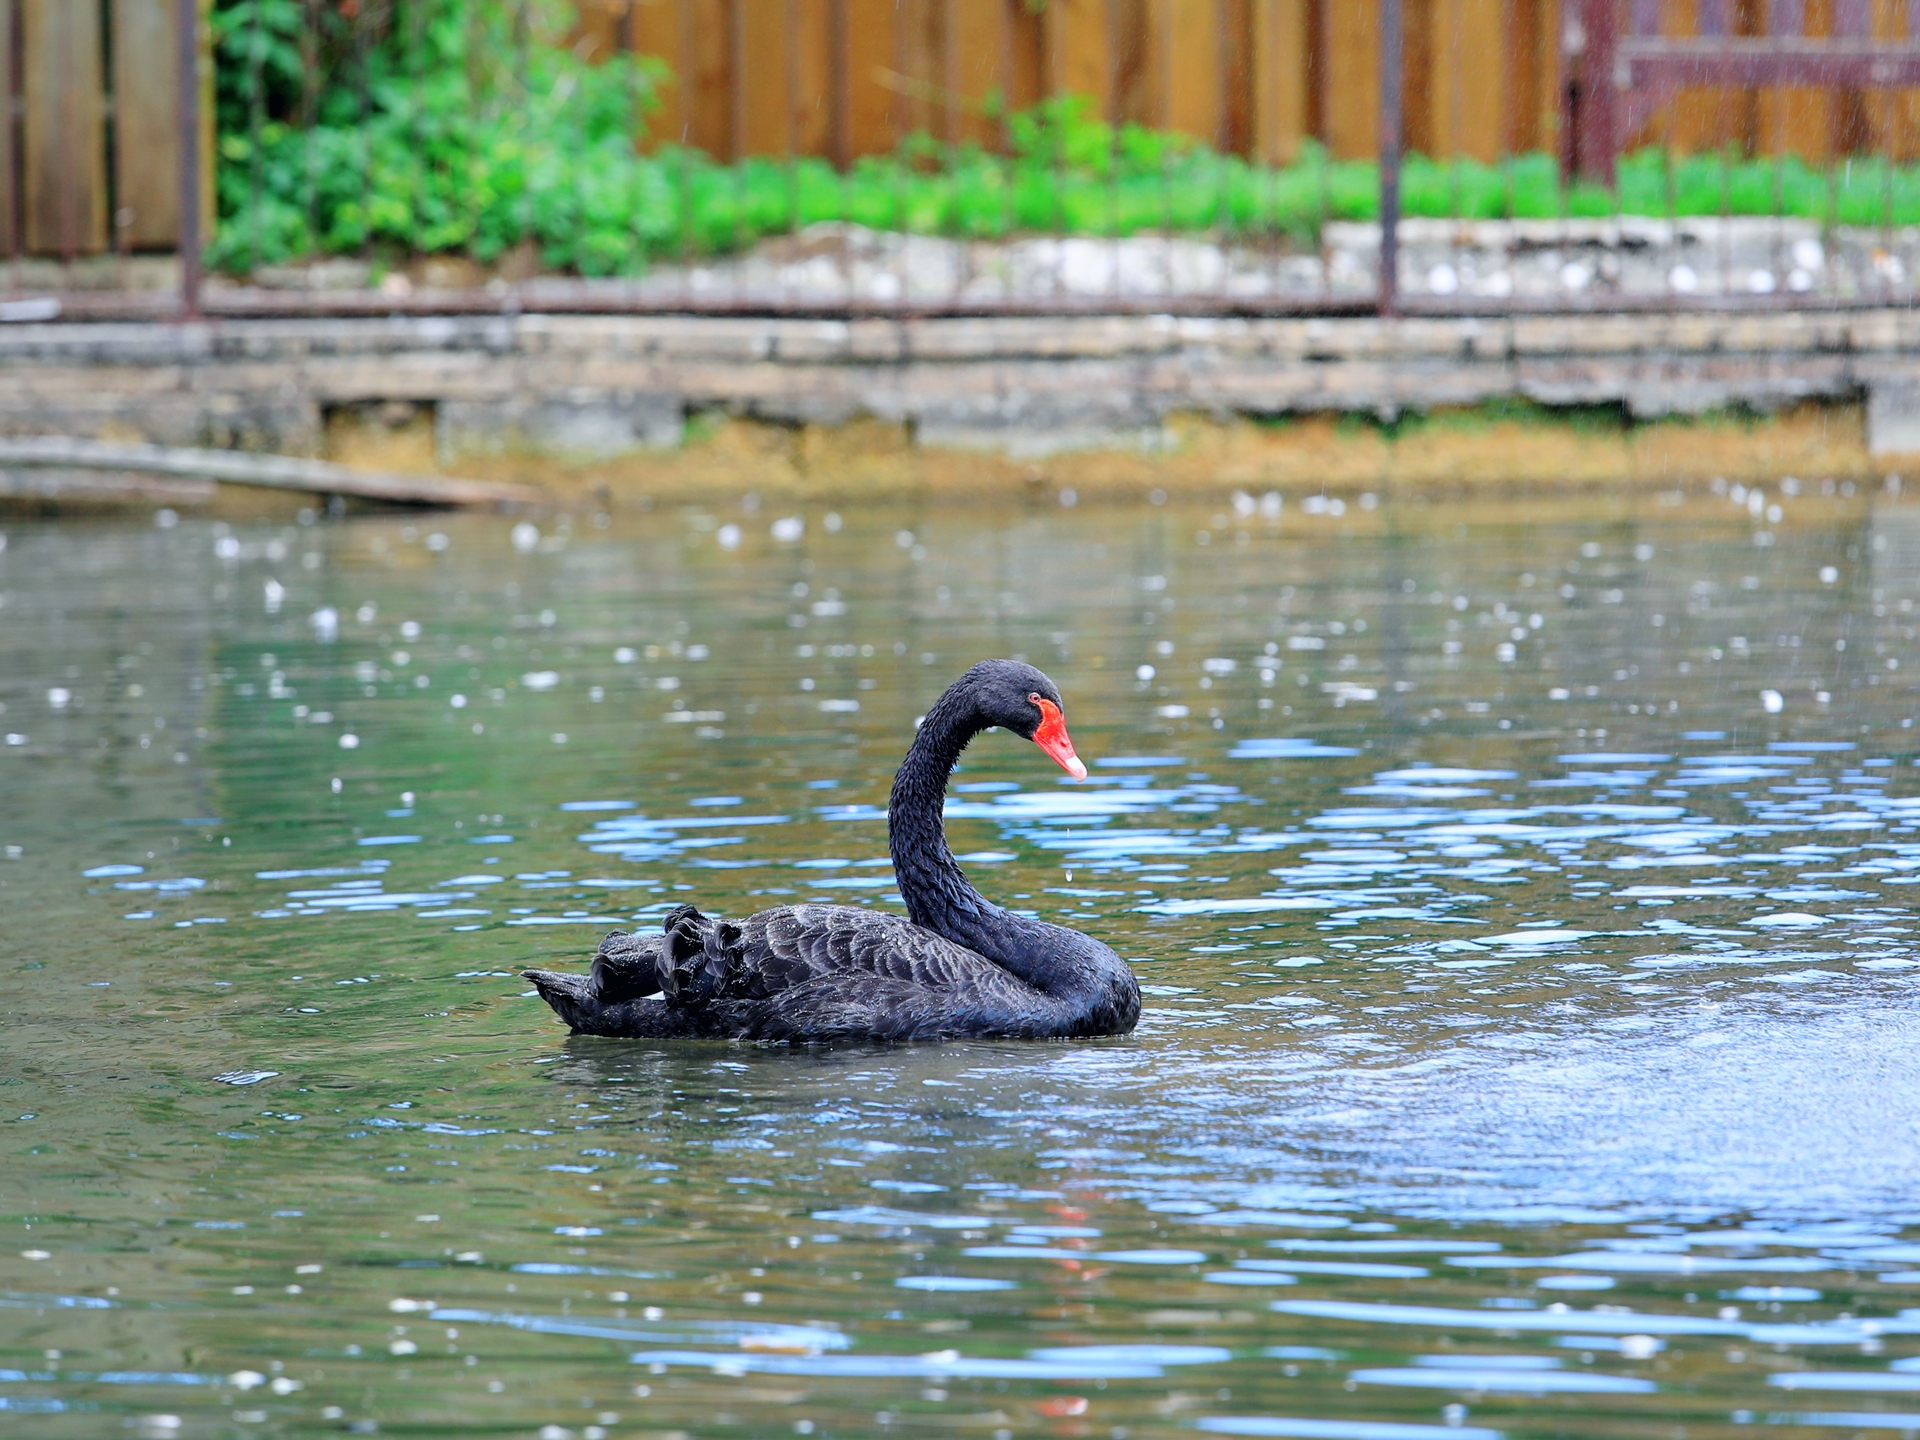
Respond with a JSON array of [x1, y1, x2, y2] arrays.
[[659, 904, 744, 1006], [589, 928, 669, 1004], [522, 968, 597, 1031]]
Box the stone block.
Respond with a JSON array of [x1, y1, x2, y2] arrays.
[[439, 389, 683, 459], [1869, 381, 1920, 455]]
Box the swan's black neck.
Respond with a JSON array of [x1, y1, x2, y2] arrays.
[[888, 686, 1006, 951], [887, 671, 1137, 1034]]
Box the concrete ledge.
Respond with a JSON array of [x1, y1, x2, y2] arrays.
[[4, 308, 1920, 463]]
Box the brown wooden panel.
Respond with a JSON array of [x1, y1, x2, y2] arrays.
[[943, 0, 1006, 146], [1112, 0, 1152, 124], [789, 0, 833, 155], [1756, 0, 1829, 157], [574, 0, 625, 60], [839, 0, 899, 158], [1509, 0, 1556, 154], [1430, 0, 1504, 160], [680, 0, 732, 156], [1004, 0, 1045, 114], [629, 0, 681, 146], [1864, 0, 1912, 157], [734, 0, 791, 154], [1402, 0, 1434, 155], [0, 0, 14, 257], [1252, 0, 1310, 162], [892, 0, 939, 137], [1320, 0, 1377, 159], [24, 0, 106, 256], [1149, 0, 1224, 142], [112, 0, 182, 250], [1222, 0, 1251, 154], [1044, 0, 1114, 117]]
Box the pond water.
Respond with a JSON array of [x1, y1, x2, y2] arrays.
[[4, 484, 1920, 1440]]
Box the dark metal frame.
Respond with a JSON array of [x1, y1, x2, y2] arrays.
[[1577, 0, 1920, 187]]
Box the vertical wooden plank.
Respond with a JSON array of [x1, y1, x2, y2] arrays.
[[1222, 0, 1252, 154], [943, 0, 1007, 146], [890, 0, 936, 137], [0, 0, 14, 258], [573, 0, 623, 59], [1897, 0, 1920, 160], [1501, 0, 1541, 153], [1525, 0, 1558, 156], [23, 0, 106, 256], [1149, 0, 1224, 143], [1760, 0, 1830, 160], [1044, 0, 1113, 117], [1321, 0, 1377, 160], [1252, 0, 1310, 162], [629, 0, 681, 146], [839, 0, 898, 158], [1867, 0, 1907, 158], [1004, 1, 1044, 115], [734, 0, 791, 155], [112, 0, 182, 249], [1430, 0, 1504, 159], [789, 0, 832, 156], [1402, 0, 1433, 156], [1111, 0, 1152, 124], [679, 0, 732, 156]]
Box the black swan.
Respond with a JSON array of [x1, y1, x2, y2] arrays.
[[523, 659, 1141, 1043]]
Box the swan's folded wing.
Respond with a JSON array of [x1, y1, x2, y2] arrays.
[[738, 904, 1007, 999]]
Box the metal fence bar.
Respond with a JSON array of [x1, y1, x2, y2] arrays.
[[175, 0, 199, 317], [1378, 0, 1403, 317]]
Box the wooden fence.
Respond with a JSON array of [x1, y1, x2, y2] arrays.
[[0, 0, 210, 260], [578, 0, 1920, 169], [575, 0, 1557, 166], [11, 1, 1920, 264]]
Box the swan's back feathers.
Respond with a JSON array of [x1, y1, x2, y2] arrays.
[[525, 902, 1111, 1042]]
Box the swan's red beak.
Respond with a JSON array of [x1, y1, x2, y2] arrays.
[[1032, 697, 1087, 780]]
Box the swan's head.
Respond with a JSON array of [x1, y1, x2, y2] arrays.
[[963, 659, 1088, 781]]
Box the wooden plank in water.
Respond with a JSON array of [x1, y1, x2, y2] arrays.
[[0, 437, 543, 509], [1251, 0, 1309, 163], [1044, 0, 1114, 118], [23, 0, 107, 256], [734, 0, 792, 154]]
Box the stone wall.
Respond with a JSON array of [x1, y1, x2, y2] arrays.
[[5, 307, 1920, 464]]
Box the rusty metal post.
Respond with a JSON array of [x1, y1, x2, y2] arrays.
[[177, 0, 202, 318], [1579, 0, 1619, 187], [1379, 0, 1403, 317]]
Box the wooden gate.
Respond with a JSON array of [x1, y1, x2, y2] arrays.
[[1, 0, 210, 260], [1574, 0, 1920, 181]]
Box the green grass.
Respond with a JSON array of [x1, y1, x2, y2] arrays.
[[209, 0, 1920, 278]]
